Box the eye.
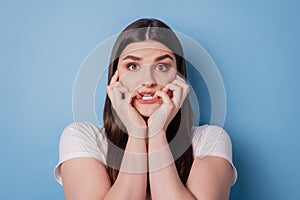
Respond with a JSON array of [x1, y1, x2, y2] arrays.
[[155, 64, 170, 72], [127, 63, 140, 71]]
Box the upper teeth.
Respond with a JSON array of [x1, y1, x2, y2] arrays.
[[142, 94, 153, 100]]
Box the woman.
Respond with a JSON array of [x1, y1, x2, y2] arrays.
[[54, 18, 237, 200]]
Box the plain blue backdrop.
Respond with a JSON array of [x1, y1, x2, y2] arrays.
[[1, 0, 299, 199]]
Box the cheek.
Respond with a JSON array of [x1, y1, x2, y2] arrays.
[[119, 71, 140, 91], [155, 72, 176, 85], [154, 67, 177, 86]]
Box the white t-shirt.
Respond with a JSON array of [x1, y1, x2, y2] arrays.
[[54, 122, 237, 186]]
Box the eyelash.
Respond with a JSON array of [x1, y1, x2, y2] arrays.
[[126, 63, 170, 72], [155, 64, 170, 72], [127, 63, 140, 71]]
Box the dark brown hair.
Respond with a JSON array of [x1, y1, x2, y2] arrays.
[[103, 18, 194, 195]]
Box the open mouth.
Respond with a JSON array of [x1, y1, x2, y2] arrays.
[[136, 91, 159, 104], [141, 93, 154, 100]]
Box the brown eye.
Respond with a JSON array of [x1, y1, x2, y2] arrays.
[[127, 63, 140, 71], [156, 64, 170, 72]]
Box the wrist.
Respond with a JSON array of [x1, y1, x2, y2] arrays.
[[127, 127, 147, 139], [148, 127, 166, 139], [127, 135, 147, 147], [148, 130, 168, 151]]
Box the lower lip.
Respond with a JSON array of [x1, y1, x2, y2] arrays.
[[136, 97, 160, 104]]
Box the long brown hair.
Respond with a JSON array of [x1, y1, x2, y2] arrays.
[[103, 18, 194, 195]]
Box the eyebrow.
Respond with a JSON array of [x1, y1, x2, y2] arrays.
[[122, 54, 174, 62], [154, 54, 174, 62], [122, 55, 141, 61]]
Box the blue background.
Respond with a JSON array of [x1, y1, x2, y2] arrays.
[[1, 0, 299, 199]]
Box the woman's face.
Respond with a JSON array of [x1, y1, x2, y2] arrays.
[[117, 40, 177, 117]]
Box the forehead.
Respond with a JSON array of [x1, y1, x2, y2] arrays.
[[120, 40, 175, 59]]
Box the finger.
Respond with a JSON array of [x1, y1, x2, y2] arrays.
[[154, 90, 173, 106], [106, 85, 113, 100], [125, 90, 138, 105], [112, 84, 128, 104], [118, 85, 128, 93], [111, 81, 125, 92], [175, 74, 187, 83], [162, 87, 169, 92], [171, 79, 190, 99], [164, 75, 187, 92], [115, 82, 128, 94], [173, 79, 189, 93], [114, 81, 122, 88], [112, 89, 123, 106], [109, 70, 119, 85], [172, 78, 189, 89], [106, 85, 119, 110], [172, 79, 186, 86], [107, 81, 123, 96], [164, 83, 182, 107]]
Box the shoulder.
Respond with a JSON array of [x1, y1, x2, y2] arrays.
[[60, 121, 107, 147], [54, 122, 108, 185], [191, 125, 237, 185], [62, 121, 105, 137], [191, 125, 232, 157]]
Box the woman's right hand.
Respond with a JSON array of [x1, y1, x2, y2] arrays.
[[106, 70, 147, 138]]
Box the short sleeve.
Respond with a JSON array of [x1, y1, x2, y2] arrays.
[[53, 122, 108, 185], [192, 125, 238, 186]]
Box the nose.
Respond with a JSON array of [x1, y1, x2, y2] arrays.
[[142, 66, 156, 87]]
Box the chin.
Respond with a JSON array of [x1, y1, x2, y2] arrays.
[[135, 103, 160, 117]]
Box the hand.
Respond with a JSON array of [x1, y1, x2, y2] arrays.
[[148, 75, 190, 136], [106, 70, 147, 138]]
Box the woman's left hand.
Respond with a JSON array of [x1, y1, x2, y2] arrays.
[[148, 75, 190, 136]]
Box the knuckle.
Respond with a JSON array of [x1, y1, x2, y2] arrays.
[[184, 84, 190, 90]]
